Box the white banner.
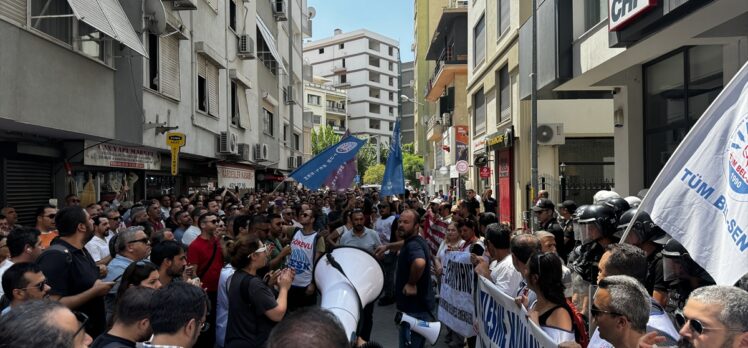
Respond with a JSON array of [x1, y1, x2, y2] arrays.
[[476, 276, 557, 348], [217, 164, 255, 190], [636, 61, 748, 285], [438, 251, 475, 338], [83, 141, 161, 170]]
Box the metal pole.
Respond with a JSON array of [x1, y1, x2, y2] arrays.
[[530, 0, 539, 232]]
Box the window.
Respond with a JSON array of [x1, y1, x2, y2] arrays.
[[369, 55, 380, 67], [389, 106, 394, 116], [342, 58, 346, 68], [473, 14, 485, 67], [231, 82, 239, 126], [559, 138, 615, 204], [498, 65, 510, 123], [498, 0, 510, 36], [313, 115, 322, 124], [584, 0, 608, 32], [473, 88, 486, 134], [147, 34, 180, 98], [339, 43, 345, 49], [389, 62, 394, 71], [644, 46, 723, 185], [229, 0, 237, 31], [389, 121, 394, 131], [293, 134, 300, 151], [369, 40, 380, 51], [263, 109, 275, 136], [319, 48, 324, 54], [369, 103, 381, 114], [148, 33, 160, 91], [369, 88, 381, 99], [340, 74, 347, 84], [369, 119, 381, 129], [307, 94, 321, 105], [369, 72, 380, 83], [283, 124, 288, 143], [256, 29, 278, 75], [389, 92, 395, 101], [388, 46, 394, 56], [197, 55, 219, 116], [389, 77, 394, 86]]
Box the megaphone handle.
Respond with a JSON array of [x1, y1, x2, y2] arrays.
[[401, 321, 412, 347]]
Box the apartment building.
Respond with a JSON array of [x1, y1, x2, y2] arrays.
[[304, 76, 348, 134], [0, 0, 310, 223], [548, 0, 748, 197], [303, 29, 400, 149], [401, 61, 415, 144]]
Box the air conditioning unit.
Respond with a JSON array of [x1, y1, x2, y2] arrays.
[[171, 0, 197, 10], [238, 143, 251, 161], [237, 35, 255, 59], [537, 123, 565, 145], [219, 131, 239, 154], [296, 155, 303, 167], [283, 86, 295, 105], [253, 143, 269, 161], [272, 0, 288, 21], [287, 156, 296, 169]]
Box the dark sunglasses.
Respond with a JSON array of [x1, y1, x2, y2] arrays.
[[128, 238, 150, 245], [22, 279, 47, 292], [591, 304, 623, 318], [73, 311, 89, 338], [674, 312, 741, 335]]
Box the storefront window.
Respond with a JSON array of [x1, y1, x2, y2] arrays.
[[644, 46, 723, 186]]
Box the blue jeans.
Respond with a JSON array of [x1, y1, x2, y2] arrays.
[[398, 311, 431, 348]]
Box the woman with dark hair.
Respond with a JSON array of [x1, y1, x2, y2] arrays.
[[115, 261, 161, 302], [225, 235, 295, 348], [519, 252, 584, 345]]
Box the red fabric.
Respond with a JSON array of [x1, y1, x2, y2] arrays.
[[187, 236, 222, 292], [424, 214, 447, 256]]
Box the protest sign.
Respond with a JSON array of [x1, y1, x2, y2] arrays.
[[438, 251, 475, 338]]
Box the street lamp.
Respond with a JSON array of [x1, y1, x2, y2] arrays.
[[559, 162, 567, 201]]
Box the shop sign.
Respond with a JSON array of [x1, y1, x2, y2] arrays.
[[450, 165, 459, 179], [257, 173, 286, 182], [455, 125, 469, 162], [480, 166, 492, 178], [217, 164, 255, 190], [84, 141, 161, 170], [486, 127, 514, 150], [456, 160, 469, 174], [166, 132, 186, 176], [609, 0, 657, 31]]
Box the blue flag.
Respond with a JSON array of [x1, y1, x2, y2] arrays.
[[381, 119, 405, 196], [290, 135, 366, 189]]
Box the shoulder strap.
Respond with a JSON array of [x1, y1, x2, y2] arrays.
[[198, 240, 218, 279], [42, 244, 72, 264]]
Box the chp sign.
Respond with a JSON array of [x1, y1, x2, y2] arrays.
[[166, 132, 186, 176]]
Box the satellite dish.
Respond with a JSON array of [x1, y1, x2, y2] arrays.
[[308, 6, 316, 19], [537, 124, 555, 143], [144, 0, 167, 35]]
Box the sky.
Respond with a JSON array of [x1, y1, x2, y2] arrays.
[[306, 0, 415, 62]]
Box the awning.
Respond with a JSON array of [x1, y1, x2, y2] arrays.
[[67, 0, 148, 57], [256, 14, 288, 75]]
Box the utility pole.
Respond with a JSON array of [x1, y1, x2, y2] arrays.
[[530, 0, 539, 231]]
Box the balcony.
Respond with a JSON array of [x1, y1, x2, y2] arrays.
[[424, 47, 467, 101], [426, 115, 444, 142], [424, 3, 468, 102], [326, 106, 347, 115]]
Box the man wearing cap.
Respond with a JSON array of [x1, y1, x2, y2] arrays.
[[558, 200, 577, 259], [532, 198, 567, 261]]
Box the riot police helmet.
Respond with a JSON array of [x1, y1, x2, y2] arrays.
[[577, 204, 617, 244], [616, 208, 669, 245], [604, 197, 631, 224]]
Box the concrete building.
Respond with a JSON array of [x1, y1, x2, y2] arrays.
[[303, 29, 400, 150], [401, 61, 415, 144], [531, 0, 748, 201], [303, 76, 349, 135], [0, 0, 310, 223]]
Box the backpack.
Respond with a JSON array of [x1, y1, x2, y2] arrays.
[[565, 298, 590, 348], [41, 243, 73, 264]]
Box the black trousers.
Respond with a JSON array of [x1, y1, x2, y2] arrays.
[[357, 301, 375, 341], [288, 285, 318, 312]]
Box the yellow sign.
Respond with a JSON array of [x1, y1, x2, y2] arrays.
[[166, 132, 186, 176]]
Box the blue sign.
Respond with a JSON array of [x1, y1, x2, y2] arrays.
[[289, 135, 366, 189]]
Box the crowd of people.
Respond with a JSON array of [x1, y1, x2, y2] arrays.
[[0, 185, 746, 348]]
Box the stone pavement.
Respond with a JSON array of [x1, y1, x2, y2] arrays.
[[367, 301, 452, 348]]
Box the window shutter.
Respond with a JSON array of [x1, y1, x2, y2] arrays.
[[237, 85, 250, 129], [207, 62, 219, 116], [160, 35, 180, 99], [0, 0, 26, 25], [197, 54, 206, 78]]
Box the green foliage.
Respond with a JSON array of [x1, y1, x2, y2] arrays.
[[311, 126, 342, 155], [402, 143, 423, 188], [363, 164, 386, 184]]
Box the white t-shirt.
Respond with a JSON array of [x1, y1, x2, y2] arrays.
[[374, 215, 396, 244], [0, 259, 14, 297], [85, 235, 110, 262], [489, 254, 524, 297]]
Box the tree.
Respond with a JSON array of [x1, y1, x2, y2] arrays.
[[402, 143, 424, 189], [311, 125, 341, 155], [363, 164, 386, 184]]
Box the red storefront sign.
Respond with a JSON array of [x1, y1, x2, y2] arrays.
[[497, 149, 513, 226], [479, 166, 491, 178]]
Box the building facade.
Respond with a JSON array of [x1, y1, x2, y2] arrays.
[[401, 61, 415, 144], [0, 0, 310, 223], [303, 29, 400, 150]]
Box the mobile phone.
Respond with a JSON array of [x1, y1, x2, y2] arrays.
[[470, 244, 485, 256]]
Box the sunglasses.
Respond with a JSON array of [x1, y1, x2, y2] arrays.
[[73, 311, 89, 338], [128, 238, 150, 245], [21, 279, 47, 292], [591, 304, 623, 318], [675, 312, 742, 335]]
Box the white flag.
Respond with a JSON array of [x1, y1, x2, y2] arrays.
[[638, 61, 748, 286]]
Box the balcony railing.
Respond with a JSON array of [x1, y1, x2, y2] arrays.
[[425, 45, 467, 98], [326, 106, 347, 114]]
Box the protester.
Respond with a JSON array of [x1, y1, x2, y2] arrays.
[[535, 231, 573, 298], [592, 275, 650, 348], [266, 307, 350, 348], [474, 223, 522, 296], [150, 240, 189, 286], [0, 262, 51, 315], [0, 299, 92, 347], [187, 212, 223, 346], [35, 204, 59, 249], [373, 201, 398, 306], [224, 235, 294, 347], [0, 227, 42, 298], [90, 287, 154, 348], [141, 281, 210, 348], [104, 226, 151, 323], [114, 261, 162, 302], [285, 207, 324, 311], [86, 214, 113, 266]]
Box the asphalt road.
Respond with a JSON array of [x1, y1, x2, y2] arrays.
[[368, 300, 452, 348]]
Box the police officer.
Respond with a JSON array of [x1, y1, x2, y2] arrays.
[[661, 239, 715, 319], [532, 198, 567, 261], [617, 208, 670, 305]]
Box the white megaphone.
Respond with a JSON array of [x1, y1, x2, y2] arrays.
[[395, 312, 442, 346], [314, 247, 384, 343]]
